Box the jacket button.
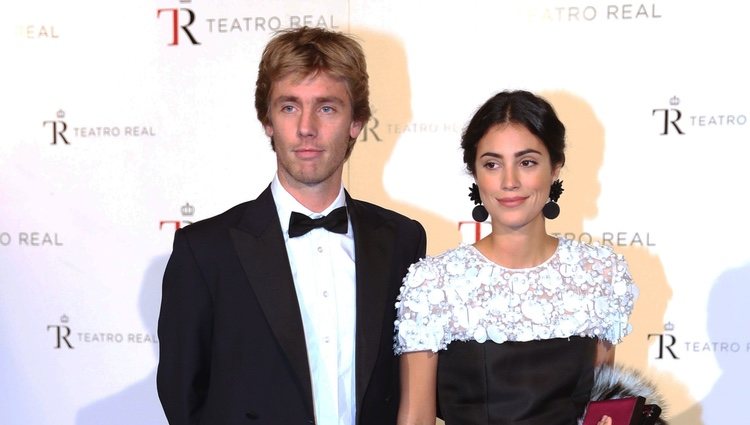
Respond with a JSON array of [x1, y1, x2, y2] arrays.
[[245, 411, 259, 420]]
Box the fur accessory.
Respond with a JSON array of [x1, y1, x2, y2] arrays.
[[580, 364, 668, 425]]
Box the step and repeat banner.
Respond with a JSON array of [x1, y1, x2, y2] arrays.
[[2, 1, 749, 424]]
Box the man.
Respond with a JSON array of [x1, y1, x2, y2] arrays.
[[156, 26, 426, 425]]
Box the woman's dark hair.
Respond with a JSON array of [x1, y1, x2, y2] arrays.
[[461, 90, 566, 175]]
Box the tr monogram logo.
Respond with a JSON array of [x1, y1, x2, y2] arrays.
[[160, 202, 196, 232], [647, 322, 680, 359], [48, 315, 74, 349], [361, 113, 382, 142], [43, 110, 70, 145], [652, 96, 685, 136], [157, 2, 201, 46]]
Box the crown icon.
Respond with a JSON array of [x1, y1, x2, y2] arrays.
[[669, 96, 680, 106], [664, 322, 674, 331], [60, 314, 69, 323], [181, 202, 195, 216], [57, 109, 66, 119]]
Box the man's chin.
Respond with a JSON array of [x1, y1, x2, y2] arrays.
[[288, 171, 336, 188]]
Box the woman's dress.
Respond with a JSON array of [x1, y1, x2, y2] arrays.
[[395, 238, 638, 425]]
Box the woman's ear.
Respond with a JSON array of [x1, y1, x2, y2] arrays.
[[552, 162, 562, 181]]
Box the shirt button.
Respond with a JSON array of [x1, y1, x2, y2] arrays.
[[323, 290, 329, 298], [324, 336, 330, 343], [317, 246, 323, 253]]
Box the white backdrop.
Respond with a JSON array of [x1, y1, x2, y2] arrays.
[[2, 1, 749, 424]]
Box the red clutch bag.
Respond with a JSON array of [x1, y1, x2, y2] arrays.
[[582, 396, 645, 425]]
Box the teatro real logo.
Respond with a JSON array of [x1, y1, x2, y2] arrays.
[[648, 322, 679, 360], [23, 24, 59, 39], [43, 110, 70, 145], [652, 96, 685, 136], [157, 0, 201, 46], [156, 0, 341, 46], [361, 110, 382, 142], [47, 314, 159, 349], [530, 3, 663, 22], [652, 96, 747, 136], [47, 314, 74, 349], [650, 321, 750, 358], [43, 109, 157, 146], [160, 202, 196, 232]]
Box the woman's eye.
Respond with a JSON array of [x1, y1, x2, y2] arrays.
[[520, 159, 537, 167]]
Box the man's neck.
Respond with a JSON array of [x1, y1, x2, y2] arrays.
[[277, 175, 343, 213]]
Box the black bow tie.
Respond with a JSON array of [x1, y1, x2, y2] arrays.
[[288, 206, 348, 238]]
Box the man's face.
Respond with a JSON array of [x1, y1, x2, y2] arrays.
[[265, 72, 363, 192]]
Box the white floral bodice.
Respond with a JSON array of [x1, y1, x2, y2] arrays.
[[394, 238, 638, 355]]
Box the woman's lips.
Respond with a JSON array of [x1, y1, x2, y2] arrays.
[[498, 196, 527, 207]]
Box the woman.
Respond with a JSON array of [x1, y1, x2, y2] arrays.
[[394, 90, 638, 425]]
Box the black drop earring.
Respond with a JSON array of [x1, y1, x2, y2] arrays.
[[468, 183, 488, 222], [542, 180, 564, 220]]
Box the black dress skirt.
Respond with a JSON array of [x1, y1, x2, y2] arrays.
[[437, 336, 597, 425]]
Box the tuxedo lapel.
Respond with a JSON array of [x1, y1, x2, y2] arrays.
[[229, 186, 313, 414], [348, 195, 397, 413]]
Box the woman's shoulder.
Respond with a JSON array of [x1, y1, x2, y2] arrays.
[[410, 244, 477, 270], [401, 244, 478, 289]]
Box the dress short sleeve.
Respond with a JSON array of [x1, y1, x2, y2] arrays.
[[394, 258, 451, 354], [599, 250, 639, 343]]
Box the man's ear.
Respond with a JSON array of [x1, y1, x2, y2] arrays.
[[264, 124, 274, 138], [349, 120, 363, 139]]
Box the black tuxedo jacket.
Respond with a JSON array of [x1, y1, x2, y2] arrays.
[[157, 186, 426, 425]]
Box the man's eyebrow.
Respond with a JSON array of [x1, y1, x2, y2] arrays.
[[314, 96, 346, 105], [273, 95, 300, 103], [272, 95, 346, 105]]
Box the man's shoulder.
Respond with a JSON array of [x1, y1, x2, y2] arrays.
[[181, 185, 273, 235], [350, 198, 421, 227], [180, 198, 262, 237]]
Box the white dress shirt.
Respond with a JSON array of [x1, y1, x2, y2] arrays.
[[271, 175, 357, 425]]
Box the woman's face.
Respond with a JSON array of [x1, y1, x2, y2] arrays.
[[474, 123, 560, 231]]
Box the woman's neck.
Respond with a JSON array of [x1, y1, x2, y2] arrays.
[[475, 226, 558, 269]]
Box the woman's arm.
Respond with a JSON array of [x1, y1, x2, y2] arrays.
[[397, 351, 438, 425], [595, 340, 615, 366]]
